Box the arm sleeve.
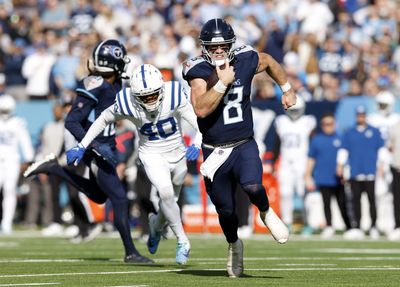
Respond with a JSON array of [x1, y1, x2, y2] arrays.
[[177, 90, 202, 147], [80, 106, 117, 148], [64, 95, 96, 142]]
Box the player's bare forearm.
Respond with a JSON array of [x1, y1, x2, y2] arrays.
[[257, 53, 296, 109], [305, 158, 315, 179], [257, 53, 288, 85], [189, 78, 224, 118]]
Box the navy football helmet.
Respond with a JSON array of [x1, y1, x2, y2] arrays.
[[88, 39, 130, 76], [199, 18, 236, 66]]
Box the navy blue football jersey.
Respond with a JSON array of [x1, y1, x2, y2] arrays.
[[65, 75, 122, 146], [182, 45, 259, 145]]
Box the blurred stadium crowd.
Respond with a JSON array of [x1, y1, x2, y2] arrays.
[[0, 0, 400, 241]]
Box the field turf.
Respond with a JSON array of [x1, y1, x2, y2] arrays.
[[1, 232, 399, 286]]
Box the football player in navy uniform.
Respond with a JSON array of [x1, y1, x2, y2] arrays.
[[24, 39, 153, 264], [182, 18, 296, 278]]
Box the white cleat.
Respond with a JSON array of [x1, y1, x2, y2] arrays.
[[227, 239, 243, 278], [343, 228, 365, 240], [24, 153, 57, 178], [260, 208, 289, 244], [41, 223, 63, 237], [369, 227, 380, 240], [321, 226, 335, 239], [176, 241, 191, 265], [388, 228, 400, 241]]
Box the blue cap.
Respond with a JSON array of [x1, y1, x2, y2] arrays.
[[14, 38, 26, 48], [356, 105, 367, 114]]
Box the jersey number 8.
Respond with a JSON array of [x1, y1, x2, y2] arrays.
[[223, 86, 243, 125]]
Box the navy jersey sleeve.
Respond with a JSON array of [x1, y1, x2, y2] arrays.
[[65, 94, 96, 142], [64, 76, 105, 142], [233, 45, 259, 75], [182, 56, 213, 82]]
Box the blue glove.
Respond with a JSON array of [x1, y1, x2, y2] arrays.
[[91, 142, 118, 167], [186, 144, 200, 161], [66, 143, 86, 166]]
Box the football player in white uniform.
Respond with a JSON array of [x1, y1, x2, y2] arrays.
[[367, 91, 400, 234], [271, 96, 316, 232], [0, 95, 34, 235], [66, 64, 202, 265]]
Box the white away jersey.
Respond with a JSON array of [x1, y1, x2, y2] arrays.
[[367, 113, 400, 141], [0, 117, 34, 162], [81, 81, 201, 155], [275, 114, 316, 164]]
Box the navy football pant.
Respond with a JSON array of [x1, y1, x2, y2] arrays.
[[203, 139, 269, 243], [39, 154, 138, 256]]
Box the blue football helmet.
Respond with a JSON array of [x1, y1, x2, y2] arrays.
[[199, 18, 236, 66], [88, 39, 130, 76]]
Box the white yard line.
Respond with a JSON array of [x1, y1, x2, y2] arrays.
[[276, 263, 338, 267], [0, 283, 59, 286], [3, 256, 400, 264], [0, 242, 18, 248], [0, 259, 83, 263], [1, 267, 400, 279], [308, 248, 400, 254]]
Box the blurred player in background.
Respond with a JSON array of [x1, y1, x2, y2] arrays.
[[269, 96, 316, 234], [387, 118, 400, 240], [0, 94, 34, 235], [367, 91, 400, 234], [24, 39, 153, 264], [182, 18, 294, 278], [66, 64, 202, 265]]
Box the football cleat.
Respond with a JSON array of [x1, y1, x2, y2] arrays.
[[147, 213, 162, 254], [260, 208, 289, 244], [343, 228, 365, 240], [124, 253, 154, 264], [227, 239, 243, 278], [24, 153, 57, 178], [176, 241, 190, 265], [83, 224, 103, 242]]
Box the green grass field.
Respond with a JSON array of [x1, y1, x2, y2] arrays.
[[1, 232, 400, 287]]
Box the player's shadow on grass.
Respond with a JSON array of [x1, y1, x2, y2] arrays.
[[81, 257, 165, 267], [175, 269, 283, 279]]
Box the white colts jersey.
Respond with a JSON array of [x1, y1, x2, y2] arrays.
[[275, 114, 316, 166], [367, 113, 400, 141], [0, 117, 34, 162], [80, 81, 201, 158]]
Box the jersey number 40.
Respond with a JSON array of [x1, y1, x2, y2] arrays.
[[140, 117, 177, 140]]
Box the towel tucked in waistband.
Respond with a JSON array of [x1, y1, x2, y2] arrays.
[[200, 147, 233, 182]]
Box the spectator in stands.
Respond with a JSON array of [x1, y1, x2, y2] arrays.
[[21, 41, 56, 100], [4, 38, 27, 101]]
